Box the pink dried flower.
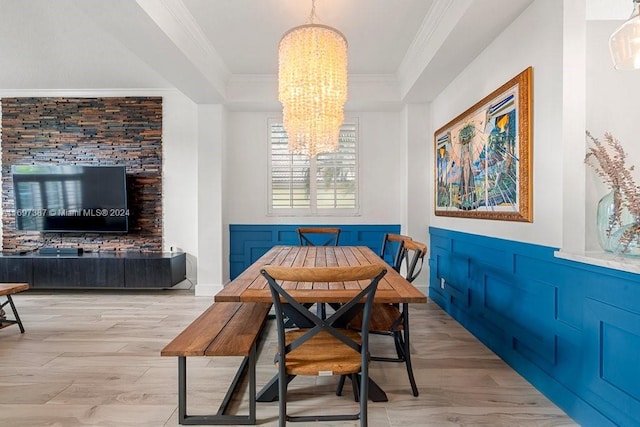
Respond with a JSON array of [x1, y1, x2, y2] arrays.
[[585, 131, 640, 251]]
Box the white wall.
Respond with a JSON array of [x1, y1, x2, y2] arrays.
[[586, 20, 640, 251], [429, 0, 569, 249], [403, 103, 431, 289], [162, 91, 199, 286], [586, 0, 633, 20], [224, 111, 403, 224], [195, 105, 227, 296]]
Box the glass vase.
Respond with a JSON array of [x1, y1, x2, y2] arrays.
[[610, 219, 640, 257], [596, 190, 633, 252]]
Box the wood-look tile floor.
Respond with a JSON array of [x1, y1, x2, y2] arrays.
[[0, 290, 579, 427]]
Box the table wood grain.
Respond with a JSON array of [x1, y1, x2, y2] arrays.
[[215, 246, 427, 304]]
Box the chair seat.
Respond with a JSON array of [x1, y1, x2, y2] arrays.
[[278, 329, 362, 376], [348, 303, 403, 333]]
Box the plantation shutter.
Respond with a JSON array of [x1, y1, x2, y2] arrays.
[[269, 119, 358, 215], [270, 122, 311, 209], [316, 122, 357, 209]]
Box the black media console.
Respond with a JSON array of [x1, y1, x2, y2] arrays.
[[0, 252, 186, 289]]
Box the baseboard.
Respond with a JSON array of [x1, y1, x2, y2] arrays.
[[195, 283, 223, 297]]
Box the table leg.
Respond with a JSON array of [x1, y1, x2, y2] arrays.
[[257, 373, 388, 402], [256, 373, 296, 402], [347, 374, 388, 402]]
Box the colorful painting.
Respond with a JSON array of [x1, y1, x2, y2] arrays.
[[434, 67, 532, 222]]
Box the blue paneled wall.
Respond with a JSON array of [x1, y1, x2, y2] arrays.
[[229, 224, 400, 279], [429, 227, 640, 427]]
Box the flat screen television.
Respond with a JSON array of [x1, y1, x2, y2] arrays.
[[12, 165, 129, 233]]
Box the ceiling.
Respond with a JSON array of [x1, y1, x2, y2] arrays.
[[182, 0, 436, 75], [0, 0, 630, 108]]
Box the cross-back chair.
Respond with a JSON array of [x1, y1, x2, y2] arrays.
[[379, 233, 413, 269], [343, 238, 427, 397], [297, 227, 341, 247], [296, 227, 342, 319], [261, 264, 387, 427]]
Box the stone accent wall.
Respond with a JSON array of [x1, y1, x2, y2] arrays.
[[1, 97, 163, 253]]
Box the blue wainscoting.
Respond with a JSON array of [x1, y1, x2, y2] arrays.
[[229, 224, 400, 279], [429, 226, 640, 427]]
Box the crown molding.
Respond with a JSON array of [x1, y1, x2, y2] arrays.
[[226, 73, 398, 85], [135, 0, 230, 96], [0, 76, 404, 112], [225, 74, 403, 112], [397, 0, 473, 99], [0, 88, 179, 98]]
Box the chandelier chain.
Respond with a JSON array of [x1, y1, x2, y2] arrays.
[[307, 0, 317, 24]]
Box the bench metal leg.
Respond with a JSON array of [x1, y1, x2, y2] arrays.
[[0, 295, 25, 333], [177, 343, 258, 425]]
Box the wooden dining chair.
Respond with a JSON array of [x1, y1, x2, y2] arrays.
[[296, 227, 342, 319], [260, 264, 387, 427], [379, 233, 412, 269], [297, 227, 341, 247], [343, 239, 427, 397]]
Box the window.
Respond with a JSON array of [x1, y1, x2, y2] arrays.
[[268, 118, 359, 215]]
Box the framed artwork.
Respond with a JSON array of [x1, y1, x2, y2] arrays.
[[434, 66, 532, 222]]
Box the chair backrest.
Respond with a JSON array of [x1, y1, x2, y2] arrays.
[[260, 264, 387, 361], [379, 233, 413, 271], [397, 239, 427, 283], [297, 227, 341, 246]]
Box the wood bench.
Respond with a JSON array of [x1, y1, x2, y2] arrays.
[[161, 301, 271, 425], [0, 283, 29, 333]]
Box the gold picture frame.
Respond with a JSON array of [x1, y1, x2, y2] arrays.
[[434, 67, 532, 222]]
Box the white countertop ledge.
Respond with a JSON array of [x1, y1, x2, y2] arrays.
[[554, 250, 640, 275]]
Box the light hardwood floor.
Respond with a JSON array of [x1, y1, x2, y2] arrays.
[[0, 290, 578, 427]]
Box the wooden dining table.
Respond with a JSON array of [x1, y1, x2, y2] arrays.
[[215, 245, 427, 305], [214, 245, 427, 403]]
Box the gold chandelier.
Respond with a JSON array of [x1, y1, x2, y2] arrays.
[[278, 0, 348, 157]]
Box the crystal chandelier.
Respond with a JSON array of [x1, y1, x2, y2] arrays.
[[278, 0, 348, 157], [610, 0, 640, 70]]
